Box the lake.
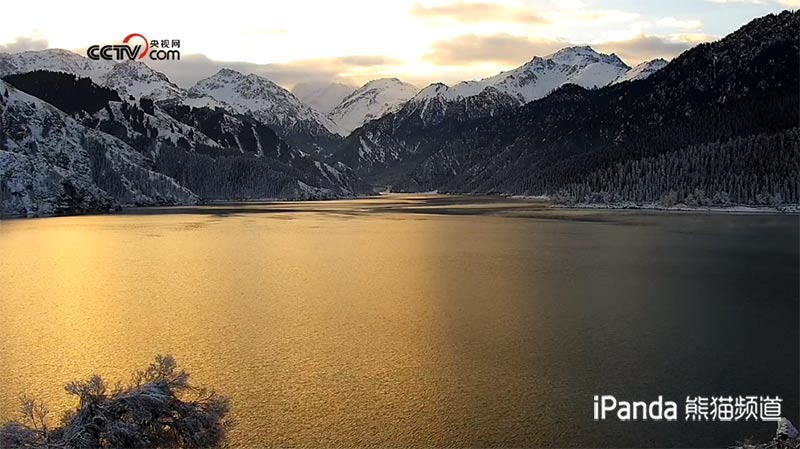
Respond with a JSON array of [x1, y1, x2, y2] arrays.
[[0, 195, 797, 447]]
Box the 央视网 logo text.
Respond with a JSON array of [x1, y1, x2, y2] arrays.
[[87, 34, 181, 61]]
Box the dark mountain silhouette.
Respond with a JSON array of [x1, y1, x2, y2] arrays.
[[2, 71, 120, 114], [333, 11, 799, 206]]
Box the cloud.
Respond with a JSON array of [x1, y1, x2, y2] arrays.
[[146, 53, 402, 89], [331, 55, 399, 66], [410, 1, 546, 24], [656, 17, 703, 29], [422, 30, 713, 67], [594, 33, 709, 64], [423, 33, 569, 65], [0, 35, 49, 53]]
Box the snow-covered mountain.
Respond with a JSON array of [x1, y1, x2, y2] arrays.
[[0, 49, 115, 84], [295, 47, 664, 139], [333, 84, 519, 178], [613, 58, 668, 84], [0, 49, 184, 102], [402, 84, 518, 126], [188, 68, 341, 155], [1, 50, 343, 154], [328, 78, 418, 134], [0, 68, 364, 216], [333, 46, 664, 177], [292, 81, 355, 114], [103, 61, 184, 101], [0, 79, 198, 216], [335, 11, 799, 199], [401, 47, 667, 116], [409, 46, 630, 108]]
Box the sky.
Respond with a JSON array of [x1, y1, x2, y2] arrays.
[[0, 0, 794, 90]]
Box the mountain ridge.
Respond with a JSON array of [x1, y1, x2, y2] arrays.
[[339, 10, 799, 207], [1, 11, 797, 216]]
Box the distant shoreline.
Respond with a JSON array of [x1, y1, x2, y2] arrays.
[[2, 194, 798, 220]]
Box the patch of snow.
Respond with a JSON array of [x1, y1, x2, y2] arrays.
[[613, 58, 668, 84]]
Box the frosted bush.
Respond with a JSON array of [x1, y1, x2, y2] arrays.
[[0, 355, 230, 449]]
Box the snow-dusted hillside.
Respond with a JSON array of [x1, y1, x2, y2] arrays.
[[0, 79, 198, 216], [0, 50, 341, 154], [0, 69, 362, 216], [94, 101, 221, 153], [328, 78, 418, 134], [293, 81, 355, 114], [188, 69, 341, 154], [0, 49, 184, 102]]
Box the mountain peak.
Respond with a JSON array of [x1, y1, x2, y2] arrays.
[[190, 69, 278, 98], [548, 44, 595, 54], [104, 60, 184, 101], [413, 83, 450, 101], [545, 45, 597, 60], [361, 77, 409, 87], [328, 77, 419, 134], [543, 45, 628, 69], [211, 68, 244, 79]]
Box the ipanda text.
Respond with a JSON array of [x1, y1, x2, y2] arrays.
[[593, 395, 782, 422]]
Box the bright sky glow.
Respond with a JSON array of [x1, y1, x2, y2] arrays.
[[0, 0, 794, 88]]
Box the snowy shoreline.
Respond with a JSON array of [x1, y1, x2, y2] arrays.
[[551, 202, 800, 214], [2, 194, 799, 219], [503, 195, 800, 214]]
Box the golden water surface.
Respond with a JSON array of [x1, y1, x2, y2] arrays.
[[0, 196, 797, 447]]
